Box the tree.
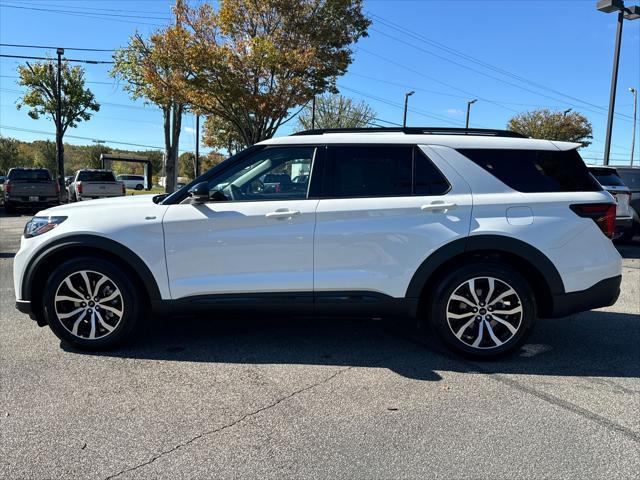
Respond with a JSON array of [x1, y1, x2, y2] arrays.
[[295, 94, 376, 131], [31, 140, 57, 174], [0, 137, 22, 175], [17, 60, 100, 182], [112, 22, 189, 193], [202, 115, 245, 155], [165, 0, 370, 148], [507, 109, 593, 147]]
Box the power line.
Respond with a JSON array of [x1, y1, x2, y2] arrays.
[[0, 54, 114, 64], [0, 43, 115, 52], [4, 1, 172, 16], [1, 74, 117, 86], [371, 15, 634, 122]]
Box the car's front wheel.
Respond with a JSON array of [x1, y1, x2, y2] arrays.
[[135, 184, 143, 190], [42, 257, 140, 350], [427, 262, 536, 358]]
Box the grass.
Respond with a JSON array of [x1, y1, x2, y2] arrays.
[[126, 186, 166, 196]]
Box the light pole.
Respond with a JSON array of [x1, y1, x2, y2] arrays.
[[563, 108, 572, 117], [403, 91, 414, 128], [630, 87, 637, 166], [465, 99, 477, 128], [597, 0, 640, 165]]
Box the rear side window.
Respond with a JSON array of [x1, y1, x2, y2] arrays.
[[457, 148, 601, 193], [328, 146, 412, 198], [589, 168, 625, 187], [324, 146, 449, 198], [77, 171, 116, 182], [8, 169, 51, 181]]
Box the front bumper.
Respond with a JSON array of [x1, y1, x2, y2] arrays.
[[549, 275, 621, 318]]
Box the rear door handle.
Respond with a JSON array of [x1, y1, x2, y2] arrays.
[[265, 209, 301, 219], [420, 202, 457, 212]]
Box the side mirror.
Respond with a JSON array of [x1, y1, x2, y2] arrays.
[[188, 181, 209, 204]]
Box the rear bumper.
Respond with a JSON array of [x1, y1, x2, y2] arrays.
[[549, 275, 621, 318]]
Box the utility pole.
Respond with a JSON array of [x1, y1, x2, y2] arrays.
[[55, 48, 64, 199], [465, 99, 477, 129], [403, 91, 414, 128], [630, 87, 637, 166], [195, 114, 200, 177], [311, 95, 316, 130]]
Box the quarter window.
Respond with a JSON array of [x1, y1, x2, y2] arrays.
[[414, 149, 450, 195]]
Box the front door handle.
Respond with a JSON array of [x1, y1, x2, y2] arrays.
[[265, 209, 301, 219], [420, 201, 457, 213]]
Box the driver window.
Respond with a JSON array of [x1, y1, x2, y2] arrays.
[[207, 147, 314, 202]]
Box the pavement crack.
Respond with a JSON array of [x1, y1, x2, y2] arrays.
[[103, 366, 352, 480]]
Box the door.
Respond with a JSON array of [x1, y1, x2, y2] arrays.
[[163, 146, 318, 300], [314, 144, 472, 298]]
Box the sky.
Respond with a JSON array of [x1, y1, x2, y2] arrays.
[[0, 0, 639, 166]]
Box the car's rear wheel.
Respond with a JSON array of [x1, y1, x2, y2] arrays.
[[42, 257, 140, 350], [135, 184, 143, 190], [427, 262, 536, 358]]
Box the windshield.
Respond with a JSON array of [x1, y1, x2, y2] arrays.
[[617, 169, 640, 189], [77, 171, 116, 182], [589, 168, 625, 187], [8, 169, 51, 181]]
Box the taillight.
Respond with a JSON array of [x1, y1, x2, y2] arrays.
[[77, 181, 82, 194], [570, 203, 616, 239], [55, 182, 60, 194], [5, 180, 11, 194]]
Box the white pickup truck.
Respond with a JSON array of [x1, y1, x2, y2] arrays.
[[68, 169, 125, 202]]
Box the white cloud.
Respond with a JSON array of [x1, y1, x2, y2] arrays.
[[444, 108, 464, 115], [184, 127, 196, 133]]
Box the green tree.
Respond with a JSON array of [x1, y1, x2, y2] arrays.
[[202, 115, 245, 155], [295, 94, 376, 131], [178, 151, 196, 178], [17, 60, 100, 179], [31, 140, 58, 174], [507, 109, 593, 147], [166, 0, 370, 147], [112, 21, 190, 193], [0, 136, 22, 175]]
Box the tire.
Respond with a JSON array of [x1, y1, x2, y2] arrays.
[[42, 257, 140, 350], [4, 201, 15, 214], [426, 262, 536, 359], [135, 184, 143, 190], [617, 224, 638, 243]]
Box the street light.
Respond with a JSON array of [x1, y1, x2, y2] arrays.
[[596, 0, 640, 165], [630, 87, 637, 166], [403, 91, 414, 128], [563, 108, 572, 117], [465, 99, 477, 128]]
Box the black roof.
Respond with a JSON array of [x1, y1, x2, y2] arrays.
[[291, 127, 527, 138]]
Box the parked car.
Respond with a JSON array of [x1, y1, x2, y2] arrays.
[[68, 169, 125, 202], [615, 166, 640, 240], [117, 174, 146, 191], [587, 166, 633, 241], [3, 167, 59, 214], [14, 127, 621, 358]]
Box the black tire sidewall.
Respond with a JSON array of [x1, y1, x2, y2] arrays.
[[429, 262, 536, 358], [135, 184, 143, 190], [43, 257, 139, 350]]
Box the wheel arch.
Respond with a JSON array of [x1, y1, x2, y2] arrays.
[[406, 235, 565, 318], [23, 235, 161, 320]]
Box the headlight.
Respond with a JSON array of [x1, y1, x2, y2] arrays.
[[24, 216, 67, 238]]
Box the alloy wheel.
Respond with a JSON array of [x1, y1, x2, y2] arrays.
[[53, 270, 124, 340], [446, 276, 523, 350]]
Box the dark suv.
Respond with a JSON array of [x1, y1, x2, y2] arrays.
[[615, 166, 640, 241]]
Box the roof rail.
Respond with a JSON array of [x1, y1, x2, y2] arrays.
[[291, 127, 527, 138]]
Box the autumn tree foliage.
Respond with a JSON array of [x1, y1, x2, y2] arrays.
[[296, 94, 376, 131], [507, 109, 593, 148], [167, 0, 370, 149], [112, 21, 190, 193], [16, 60, 100, 178]]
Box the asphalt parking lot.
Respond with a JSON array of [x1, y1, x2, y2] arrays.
[[1, 212, 638, 479]]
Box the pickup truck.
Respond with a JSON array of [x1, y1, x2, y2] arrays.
[[68, 169, 125, 202], [3, 167, 59, 213]]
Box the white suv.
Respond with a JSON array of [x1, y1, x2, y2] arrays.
[[13, 128, 622, 357]]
